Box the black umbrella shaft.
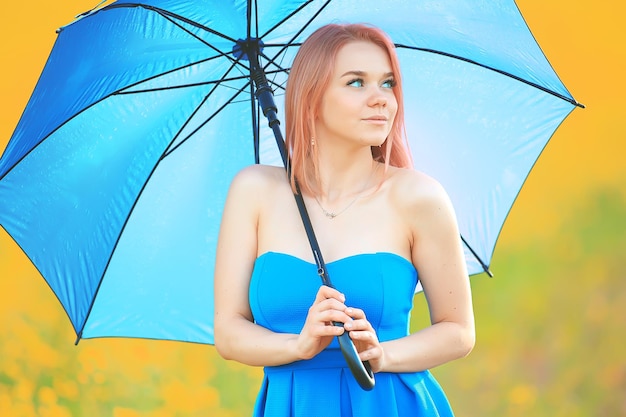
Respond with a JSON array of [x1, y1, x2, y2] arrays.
[[245, 45, 334, 288], [245, 48, 287, 167]]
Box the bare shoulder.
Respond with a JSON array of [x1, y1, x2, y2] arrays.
[[386, 166, 452, 214], [385, 166, 461, 258], [228, 164, 288, 199], [231, 164, 287, 188], [222, 164, 289, 218]]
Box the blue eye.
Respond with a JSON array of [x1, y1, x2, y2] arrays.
[[382, 78, 396, 88], [347, 78, 364, 87]]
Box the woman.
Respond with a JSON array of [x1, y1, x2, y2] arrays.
[[214, 23, 475, 416]]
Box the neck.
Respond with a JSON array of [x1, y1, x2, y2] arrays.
[[314, 153, 378, 202]]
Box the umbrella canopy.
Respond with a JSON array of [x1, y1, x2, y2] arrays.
[[0, 0, 581, 345]]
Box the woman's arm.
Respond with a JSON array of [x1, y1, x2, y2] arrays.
[[385, 171, 475, 372], [213, 166, 352, 366], [347, 170, 475, 373]]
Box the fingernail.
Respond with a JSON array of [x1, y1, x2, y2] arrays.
[[346, 307, 353, 315], [345, 322, 352, 329]]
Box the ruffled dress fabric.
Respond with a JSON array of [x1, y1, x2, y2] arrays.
[[249, 252, 454, 417]]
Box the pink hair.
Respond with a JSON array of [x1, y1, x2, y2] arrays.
[[284, 23, 413, 195]]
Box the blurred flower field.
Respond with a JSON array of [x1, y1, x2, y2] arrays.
[[1, 185, 624, 416]]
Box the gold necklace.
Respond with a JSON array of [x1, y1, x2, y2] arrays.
[[313, 163, 378, 219]]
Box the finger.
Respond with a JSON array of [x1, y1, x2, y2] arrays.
[[315, 285, 345, 303], [308, 325, 345, 337], [307, 321, 345, 337], [345, 307, 366, 319], [343, 310, 374, 332], [315, 309, 353, 325], [308, 299, 348, 322], [346, 319, 375, 332], [347, 329, 377, 341], [358, 346, 383, 362]]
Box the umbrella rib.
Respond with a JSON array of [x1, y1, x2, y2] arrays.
[[114, 70, 286, 95], [163, 82, 251, 159], [261, 0, 331, 59], [249, 74, 260, 164], [244, 0, 262, 166], [257, 2, 332, 94], [259, 50, 290, 89], [156, 10, 241, 63], [256, 44, 301, 92], [0, 91, 120, 183], [247, 0, 261, 40], [460, 235, 493, 277], [260, 0, 324, 39], [112, 54, 225, 93], [161, 58, 242, 156], [247, 0, 252, 39], [100, 3, 238, 43], [262, 42, 302, 48], [396, 44, 584, 108]]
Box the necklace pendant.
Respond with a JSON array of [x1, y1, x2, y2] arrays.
[[325, 212, 337, 219]]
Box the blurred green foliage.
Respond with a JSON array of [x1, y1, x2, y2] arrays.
[[0, 186, 624, 416], [428, 187, 626, 416]]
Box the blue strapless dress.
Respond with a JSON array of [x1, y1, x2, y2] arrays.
[[249, 252, 454, 417]]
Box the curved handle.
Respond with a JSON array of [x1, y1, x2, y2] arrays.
[[336, 325, 375, 391]]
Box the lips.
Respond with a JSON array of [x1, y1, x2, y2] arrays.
[[363, 116, 388, 121]]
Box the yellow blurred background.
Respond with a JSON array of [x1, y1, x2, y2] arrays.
[[1, 1, 624, 416]]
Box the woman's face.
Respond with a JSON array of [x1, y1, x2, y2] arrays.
[[315, 41, 398, 149]]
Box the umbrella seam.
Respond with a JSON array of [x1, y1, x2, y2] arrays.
[[396, 44, 583, 108]]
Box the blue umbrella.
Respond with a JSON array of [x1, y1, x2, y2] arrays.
[[0, 0, 582, 346]]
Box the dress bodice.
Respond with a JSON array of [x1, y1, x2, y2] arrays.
[[249, 251, 418, 346]]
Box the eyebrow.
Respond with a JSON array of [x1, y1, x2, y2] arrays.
[[340, 70, 395, 78]]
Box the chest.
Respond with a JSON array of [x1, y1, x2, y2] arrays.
[[256, 187, 411, 263]]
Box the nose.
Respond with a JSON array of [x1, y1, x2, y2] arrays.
[[368, 87, 388, 108], [369, 95, 387, 108]]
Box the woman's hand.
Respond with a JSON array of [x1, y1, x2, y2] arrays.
[[296, 285, 385, 373], [296, 285, 352, 360], [344, 307, 385, 373]]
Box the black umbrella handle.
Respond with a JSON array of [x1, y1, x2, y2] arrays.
[[244, 42, 375, 391], [337, 331, 375, 390]]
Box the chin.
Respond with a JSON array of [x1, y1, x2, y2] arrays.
[[365, 136, 388, 147]]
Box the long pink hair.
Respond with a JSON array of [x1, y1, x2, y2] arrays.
[[284, 23, 413, 194]]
